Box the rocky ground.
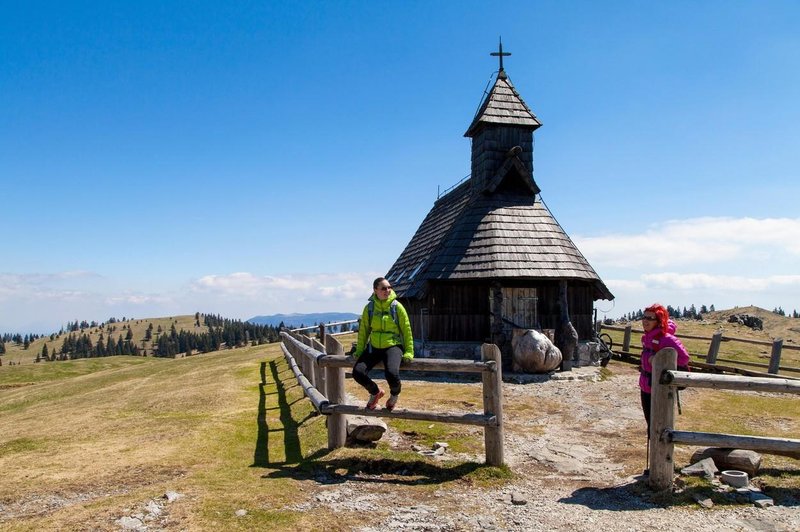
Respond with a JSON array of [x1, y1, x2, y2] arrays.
[[287, 365, 800, 532]]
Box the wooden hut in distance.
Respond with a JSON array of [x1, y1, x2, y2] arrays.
[[386, 47, 613, 365]]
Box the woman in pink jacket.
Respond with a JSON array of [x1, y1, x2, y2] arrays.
[[639, 303, 690, 435]]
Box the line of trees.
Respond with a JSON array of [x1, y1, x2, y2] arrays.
[[1, 333, 43, 350], [4, 313, 302, 363], [621, 304, 799, 322], [149, 316, 280, 357], [43, 332, 142, 360]]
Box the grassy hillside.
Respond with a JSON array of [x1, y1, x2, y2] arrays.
[[1, 315, 209, 366]]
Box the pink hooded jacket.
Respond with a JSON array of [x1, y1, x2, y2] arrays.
[[639, 319, 690, 394]]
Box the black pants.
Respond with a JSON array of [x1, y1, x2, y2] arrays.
[[640, 391, 651, 437], [353, 345, 402, 396]]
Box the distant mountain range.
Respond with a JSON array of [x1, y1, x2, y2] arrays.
[[247, 312, 359, 328]]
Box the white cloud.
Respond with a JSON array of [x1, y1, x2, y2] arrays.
[[190, 272, 374, 303], [640, 272, 800, 292], [575, 217, 800, 317], [1, 269, 383, 332], [575, 216, 800, 268]]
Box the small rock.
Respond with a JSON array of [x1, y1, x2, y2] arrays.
[[164, 491, 184, 503], [235, 509, 247, 517], [145, 500, 162, 516], [433, 442, 449, 450], [750, 492, 774, 508], [432, 446, 446, 456], [116, 516, 144, 530], [510, 492, 527, 506], [681, 457, 718, 480], [691, 493, 713, 508]]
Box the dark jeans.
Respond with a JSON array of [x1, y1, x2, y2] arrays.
[[353, 345, 403, 396], [641, 391, 651, 437]]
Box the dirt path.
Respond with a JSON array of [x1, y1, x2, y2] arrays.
[[296, 365, 800, 531]]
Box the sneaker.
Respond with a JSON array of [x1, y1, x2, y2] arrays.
[[366, 389, 384, 410], [385, 394, 399, 411]]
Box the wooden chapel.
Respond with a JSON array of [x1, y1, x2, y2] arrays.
[[385, 43, 613, 365]]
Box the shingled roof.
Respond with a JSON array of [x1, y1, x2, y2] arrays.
[[464, 71, 542, 137], [387, 182, 613, 301]]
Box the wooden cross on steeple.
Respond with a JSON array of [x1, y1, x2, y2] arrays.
[[490, 37, 511, 72]]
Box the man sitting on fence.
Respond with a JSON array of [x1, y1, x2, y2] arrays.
[[352, 277, 414, 411]]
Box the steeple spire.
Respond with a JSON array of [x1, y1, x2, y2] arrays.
[[490, 37, 511, 77]]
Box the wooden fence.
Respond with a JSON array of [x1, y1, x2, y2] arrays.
[[279, 330, 505, 466], [648, 347, 800, 490], [601, 324, 800, 378]]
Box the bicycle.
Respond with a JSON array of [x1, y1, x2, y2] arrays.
[[592, 328, 615, 367]]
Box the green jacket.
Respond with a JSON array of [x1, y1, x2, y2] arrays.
[[354, 290, 414, 360]]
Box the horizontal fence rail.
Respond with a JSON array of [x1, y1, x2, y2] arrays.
[[278, 330, 505, 465], [648, 347, 800, 491], [601, 324, 800, 377]]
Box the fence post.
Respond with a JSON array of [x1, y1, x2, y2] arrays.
[[706, 332, 722, 365], [623, 325, 632, 352], [319, 324, 326, 344], [649, 347, 677, 491], [482, 343, 504, 466], [768, 339, 784, 375], [311, 338, 326, 395], [326, 337, 346, 449]]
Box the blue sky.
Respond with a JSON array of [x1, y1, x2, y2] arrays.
[[2, 1, 799, 333]]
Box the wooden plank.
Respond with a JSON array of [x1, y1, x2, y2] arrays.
[[281, 344, 329, 413], [325, 404, 496, 427], [768, 339, 783, 374], [663, 371, 800, 394], [670, 430, 800, 454], [317, 355, 496, 373], [706, 332, 722, 364]]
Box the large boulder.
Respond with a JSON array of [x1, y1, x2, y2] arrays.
[[511, 329, 563, 373], [727, 314, 763, 330]]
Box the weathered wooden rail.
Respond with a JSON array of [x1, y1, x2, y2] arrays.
[[647, 347, 800, 491], [601, 324, 800, 378], [279, 330, 505, 466]]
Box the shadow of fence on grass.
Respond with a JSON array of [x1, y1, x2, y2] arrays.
[[252, 360, 313, 467]]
